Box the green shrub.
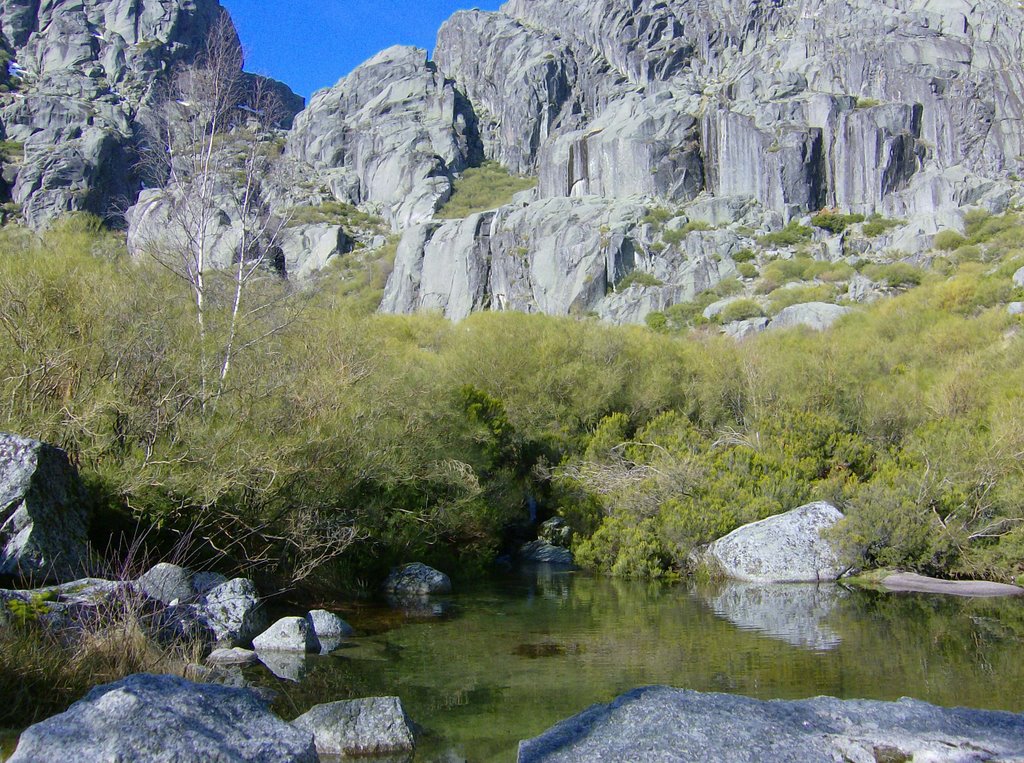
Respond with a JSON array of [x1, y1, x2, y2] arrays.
[[757, 222, 814, 248], [767, 284, 837, 313], [856, 97, 880, 109], [811, 211, 865, 234], [732, 248, 757, 263], [287, 201, 384, 231], [717, 299, 765, 324], [862, 262, 924, 288], [436, 161, 536, 219], [737, 262, 759, 279], [934, 230, 967, 251], [862, 214, 903, 238], [617, 270, 664, 289]]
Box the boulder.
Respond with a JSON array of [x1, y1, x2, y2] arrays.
[[194, 577, 266, 647], [8, 673, 317, 763], [538, 517, 573, 547], [135, 563, 193, 605], [253, 616, 320, 653], [881, 573, 1024, 598], [0, 433, 90, 583], [306, 609, 353, 653], [278, 223, 351, 280], [519, 540, 574, 567], [723, 317, 770, 339], [1009, 302, 1024, 316], [207, 647, 259, 667], [769, 302, 852, 332], [516, 686, 1024, 763], [292, 697, 415, 757], [383, 563, 452, 596], [699, 502, 846, 583], [1014, 266, 1024, 288]]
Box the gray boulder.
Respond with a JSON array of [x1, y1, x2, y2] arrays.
[[8, 673, 316, 763], [194, 577, 267, 647], [519, 540, 574, 567], [1008, 302, 1024, 316], [383, 563, 452, 596], [723, 317, 770, 340], [253, 616, 320, 653], [306, 609, 353, 654], [278, 223, 351, 280], [699, 502, 846, 584], [1013, 266, 1024, 288], [135, 563, 193, 605], [881, 573, 1024, 598], [769, 302, 853, 332], [0, 433, 90, 583], [516, 686, 1024, 763], [292, 697, 415, 758]]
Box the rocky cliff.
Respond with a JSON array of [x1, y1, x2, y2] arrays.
[[0, 0, 301, 229], [5, 0, 1024, 323]]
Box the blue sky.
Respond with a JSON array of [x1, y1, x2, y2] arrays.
[[221, 1, 504, 100]]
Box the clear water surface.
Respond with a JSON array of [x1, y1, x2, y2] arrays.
[[243, 566, 1024, 762]]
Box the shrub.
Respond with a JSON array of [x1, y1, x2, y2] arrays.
[[732, 248, 757, 263], [934, 230, 967, 251], [767, 284, 837, 313], [617, 270, 664, 290], [811, 211, 865, 234], [757, 222, 814, 248], [717, 299, 765, 324], [862, 214, 903, 238], [862, 262, 924, 288], [436, 161, 536, 219], [737, 262, 759, 279]]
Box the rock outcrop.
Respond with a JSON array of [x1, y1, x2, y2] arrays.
[[382, 562, 452, 596], [292, 697, 416, 758], [880, 572, 1024, 598], [0, 433, 90, 582], [698, 502, 846, 583], [0, 0, 302, 230], [8, 673, 317, 763], [517, 686, 1024, 762], [286, 45, 478, 230], [519, 540, 574, 567]]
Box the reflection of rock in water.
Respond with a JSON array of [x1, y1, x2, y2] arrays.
[[256, 650, 309, 682], [385, 594, 454, 620], [701, 583, 845, 651]]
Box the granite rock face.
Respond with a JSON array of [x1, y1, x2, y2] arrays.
[[287, 45, 478, 230], [699, 501, 846, 583], [0, 0, 301, 230], [517, 686, 1024, 763], [8, 673, 317, 763], [0, 433, 90, 582]]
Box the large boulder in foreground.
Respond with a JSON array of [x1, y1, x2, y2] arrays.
[[0, 434, 90, 582], [517, 686, 1024, 762], [383, 563, 452, 595], [699, 502, 846, 583], [8, 673, 317, 763], [292, 697, 415, 758]]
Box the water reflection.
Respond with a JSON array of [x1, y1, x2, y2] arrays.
[[699, 582, 844, 651], [244, 569, 1024, 763], [257, 650, 309, 682]]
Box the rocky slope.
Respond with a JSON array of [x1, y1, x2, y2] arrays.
[[5, 0, 1024, 322]]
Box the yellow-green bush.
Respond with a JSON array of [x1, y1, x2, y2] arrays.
[[436, 162, 536, 219]]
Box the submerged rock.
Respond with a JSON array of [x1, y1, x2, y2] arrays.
[[207, 647, 259, 667], [292, 697, 415, 758], [699, 502, 846, 584], [0, 433, 90, 583], [383, 563, 452, 596], [8, 673, 317, 763], [516, 686, 1024, 762]]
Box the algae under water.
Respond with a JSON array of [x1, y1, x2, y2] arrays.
[[249, 566, 1024, 762]]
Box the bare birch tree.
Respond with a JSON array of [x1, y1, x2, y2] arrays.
[[136, 12, 290, 407]]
